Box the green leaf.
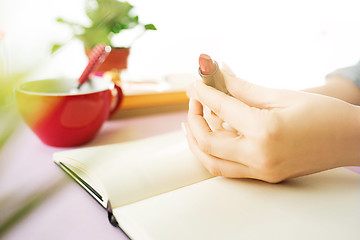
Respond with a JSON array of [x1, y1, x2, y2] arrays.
[[77, 27, 111, 48], [111, 23, 127, 33], [144, 24, 157, 30], [56, 17, 65, 23], [50, 43, 63, 54], [56, 17, 82, 28], [0, 178, 69, 237], [56, 0, 156, 48], [0, 71, 27, 150]]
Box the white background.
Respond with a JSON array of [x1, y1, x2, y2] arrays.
[[1, 0, 360, 90]]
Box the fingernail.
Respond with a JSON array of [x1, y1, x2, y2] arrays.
[[181, 122, 187, 136], [221, 62, 235, 77]]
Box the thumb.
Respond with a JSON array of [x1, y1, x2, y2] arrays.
[[221, 63, 296, 109]]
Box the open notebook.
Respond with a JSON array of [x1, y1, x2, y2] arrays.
[[53, 131, 360, 240]]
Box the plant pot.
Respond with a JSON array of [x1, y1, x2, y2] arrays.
[[85, 47, 130, 74]]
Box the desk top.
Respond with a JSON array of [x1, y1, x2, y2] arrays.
[[0, 110, 187, 240], [1, 110, 359, 240]]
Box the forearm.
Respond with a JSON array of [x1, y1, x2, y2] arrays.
[[348, 104, 360, 166], [304, 77, 360, 106], [342, 103, 360, 166]]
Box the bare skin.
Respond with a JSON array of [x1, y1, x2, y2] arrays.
[[184, 58, 360, 183]]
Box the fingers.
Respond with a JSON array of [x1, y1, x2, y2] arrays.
[[221, 63, 297, 108], [186, 82, 196, 99], [183, 122, 252, 179], [194, 80, 265, 134], [203, 107, 239, 133], [187, 98, 251, 162], [203, 106, 224, 131]]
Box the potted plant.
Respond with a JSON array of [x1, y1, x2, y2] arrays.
[[51, 0, 156, 73]]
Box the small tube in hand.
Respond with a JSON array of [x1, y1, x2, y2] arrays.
[[198, 54, 229, 95], [198, 54, 237, 133]]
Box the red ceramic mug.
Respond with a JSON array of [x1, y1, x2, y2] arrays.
[[15, 78, 123, 147]]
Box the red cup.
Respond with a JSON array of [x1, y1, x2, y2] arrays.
[[15, 78, 123, 147]]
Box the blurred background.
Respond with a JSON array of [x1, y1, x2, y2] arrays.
[[1, 0, 360, 90], [1, 1, 360, 238]]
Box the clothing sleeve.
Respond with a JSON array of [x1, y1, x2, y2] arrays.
[[326, 61, 360, 88]]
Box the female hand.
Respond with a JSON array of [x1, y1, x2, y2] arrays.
[[184, 64, 360, 183]]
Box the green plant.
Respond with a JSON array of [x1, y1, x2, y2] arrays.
[[0, 35, 24, 150], [0, 73, 23, 149], [0, 32, 70, 238], [52, 0, 156, 53]]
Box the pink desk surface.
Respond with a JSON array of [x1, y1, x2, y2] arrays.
[[0, 110, 187, 240]]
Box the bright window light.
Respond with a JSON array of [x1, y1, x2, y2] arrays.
[[1, 0, 360, 90]]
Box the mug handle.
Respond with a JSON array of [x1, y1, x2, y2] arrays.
[[108, 84, 124, 118]]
